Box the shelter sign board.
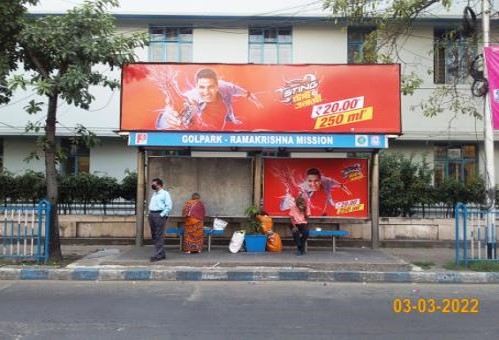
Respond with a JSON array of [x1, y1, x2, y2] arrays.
[[121, 63, 401, 134], [128, 132, 388, 149]]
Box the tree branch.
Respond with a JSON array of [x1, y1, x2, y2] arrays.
[[22, 44, 50, 80]]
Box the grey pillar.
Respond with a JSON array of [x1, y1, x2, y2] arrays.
[[371, 150, 380, 249], [253, 153, 263, 207], [135, 148, 146, 247]]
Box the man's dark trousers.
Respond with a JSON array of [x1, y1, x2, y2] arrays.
[[148, 212, 167, 259]]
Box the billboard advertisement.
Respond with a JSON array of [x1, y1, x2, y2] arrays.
[[120, 63, 401, 134], [485, 46, 499, 129], [263, 158, 369, 218]]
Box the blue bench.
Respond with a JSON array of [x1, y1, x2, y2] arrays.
[[306, 229, 349, 252], [164, 227, 225, 252]]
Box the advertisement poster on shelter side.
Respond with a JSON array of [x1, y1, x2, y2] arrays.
[[263, 158, 369, 218]]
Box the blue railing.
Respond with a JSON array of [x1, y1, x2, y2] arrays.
[[455, 202, 497, 266], [0, 199, 51, 264]]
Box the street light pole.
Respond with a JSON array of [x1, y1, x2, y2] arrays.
[[482, 0, 497, 259]]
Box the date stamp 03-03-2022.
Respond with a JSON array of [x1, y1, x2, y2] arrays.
[[392, 298, 480, 314]]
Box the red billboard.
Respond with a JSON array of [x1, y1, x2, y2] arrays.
[[120, 63, 401, 134], [263, 158, 369, 218]]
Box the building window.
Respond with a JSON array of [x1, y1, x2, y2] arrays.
[[348, 27, 376, 64], [434, 29, 473, 84], [249, 27, 292, 64], [149, 27, 193, 62], [60, 139, 89, 176], [434, 144, 477, 185]]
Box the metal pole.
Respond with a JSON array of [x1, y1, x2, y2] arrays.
[[135, 147, 146, 247], [253, 152, 263, 207], [371, 150, 380, 249], [482, 0, 496, 259]]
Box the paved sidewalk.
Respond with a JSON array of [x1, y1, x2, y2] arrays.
[[1, 244, 497, 283]]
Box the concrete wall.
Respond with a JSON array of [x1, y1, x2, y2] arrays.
[[147, 157, 253, 216], [58, 214, 490, 242]]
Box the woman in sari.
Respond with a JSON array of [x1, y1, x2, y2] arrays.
[[182, 192, 206, 254]]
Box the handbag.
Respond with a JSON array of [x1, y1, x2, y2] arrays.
[[213, 217, 228, 231]]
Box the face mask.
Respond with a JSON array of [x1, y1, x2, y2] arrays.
[[151, 184, 157, 190]]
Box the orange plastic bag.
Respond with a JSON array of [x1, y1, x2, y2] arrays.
[[266, 231, 282, 252], [257, 214, 273, 234]]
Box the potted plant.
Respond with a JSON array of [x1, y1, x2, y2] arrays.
[[243, 205, 267, 252]]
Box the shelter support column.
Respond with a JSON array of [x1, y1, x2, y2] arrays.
[[135, 147, 146, 247], [370, 150, 380, 249], [254, 152, 263, 207]]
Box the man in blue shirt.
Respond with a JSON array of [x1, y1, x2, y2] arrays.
[[148, 178, 173, 262]]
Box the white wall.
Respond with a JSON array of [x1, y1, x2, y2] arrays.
[[193, 28, 248, 63], [90, 138, 138, 180], [293, 25, 346, 63], [3, 137, 45, 174], [3, 136, 137, 180], [395, 26, 434, 85]]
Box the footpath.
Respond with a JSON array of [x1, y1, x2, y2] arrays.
[[1, 244, 498, 283]]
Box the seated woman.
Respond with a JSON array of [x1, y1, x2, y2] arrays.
[[182, 192, 206, 254]]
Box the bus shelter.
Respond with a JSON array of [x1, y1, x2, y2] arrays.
[[120, 63, 401, 249]]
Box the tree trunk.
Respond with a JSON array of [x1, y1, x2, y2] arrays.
[[45, 94, 62, 261]]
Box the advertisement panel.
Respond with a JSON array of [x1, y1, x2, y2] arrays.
[[484, 46, 499, 129], [120, 63, 401, 134], [263, 158, 369, 218]]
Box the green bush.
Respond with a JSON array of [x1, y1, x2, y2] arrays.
[[379, 152, 434, 217], [0, 171, 135, 207], [0, 170, 17, 205], [15, 171, 46, 204], [119, 171, 137, 202], [379, 151, 487, 217], [433, 176, 485, 215]]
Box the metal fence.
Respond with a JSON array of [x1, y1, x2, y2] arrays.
[[0, 199, 51, 263], [455, 202, 498, 266], [57, 200, 136, 215], [389, 203, 498, 219], [2, 200, 136, 216]]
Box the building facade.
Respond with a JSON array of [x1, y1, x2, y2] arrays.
[[0, 0, 498, 188]]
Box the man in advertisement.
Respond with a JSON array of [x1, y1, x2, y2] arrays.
[[266, 158, 368, 218], [156, 68, 262, 131], [280, 167, 344, 216]]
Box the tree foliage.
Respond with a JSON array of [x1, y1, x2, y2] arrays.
[[3, 0, 147, 260], [0, 0, 38, 104], [322, 0, 481, 118]]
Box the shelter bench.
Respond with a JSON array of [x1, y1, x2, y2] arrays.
[[164, 227, 224, 252], [306, 229, 349, 252]]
